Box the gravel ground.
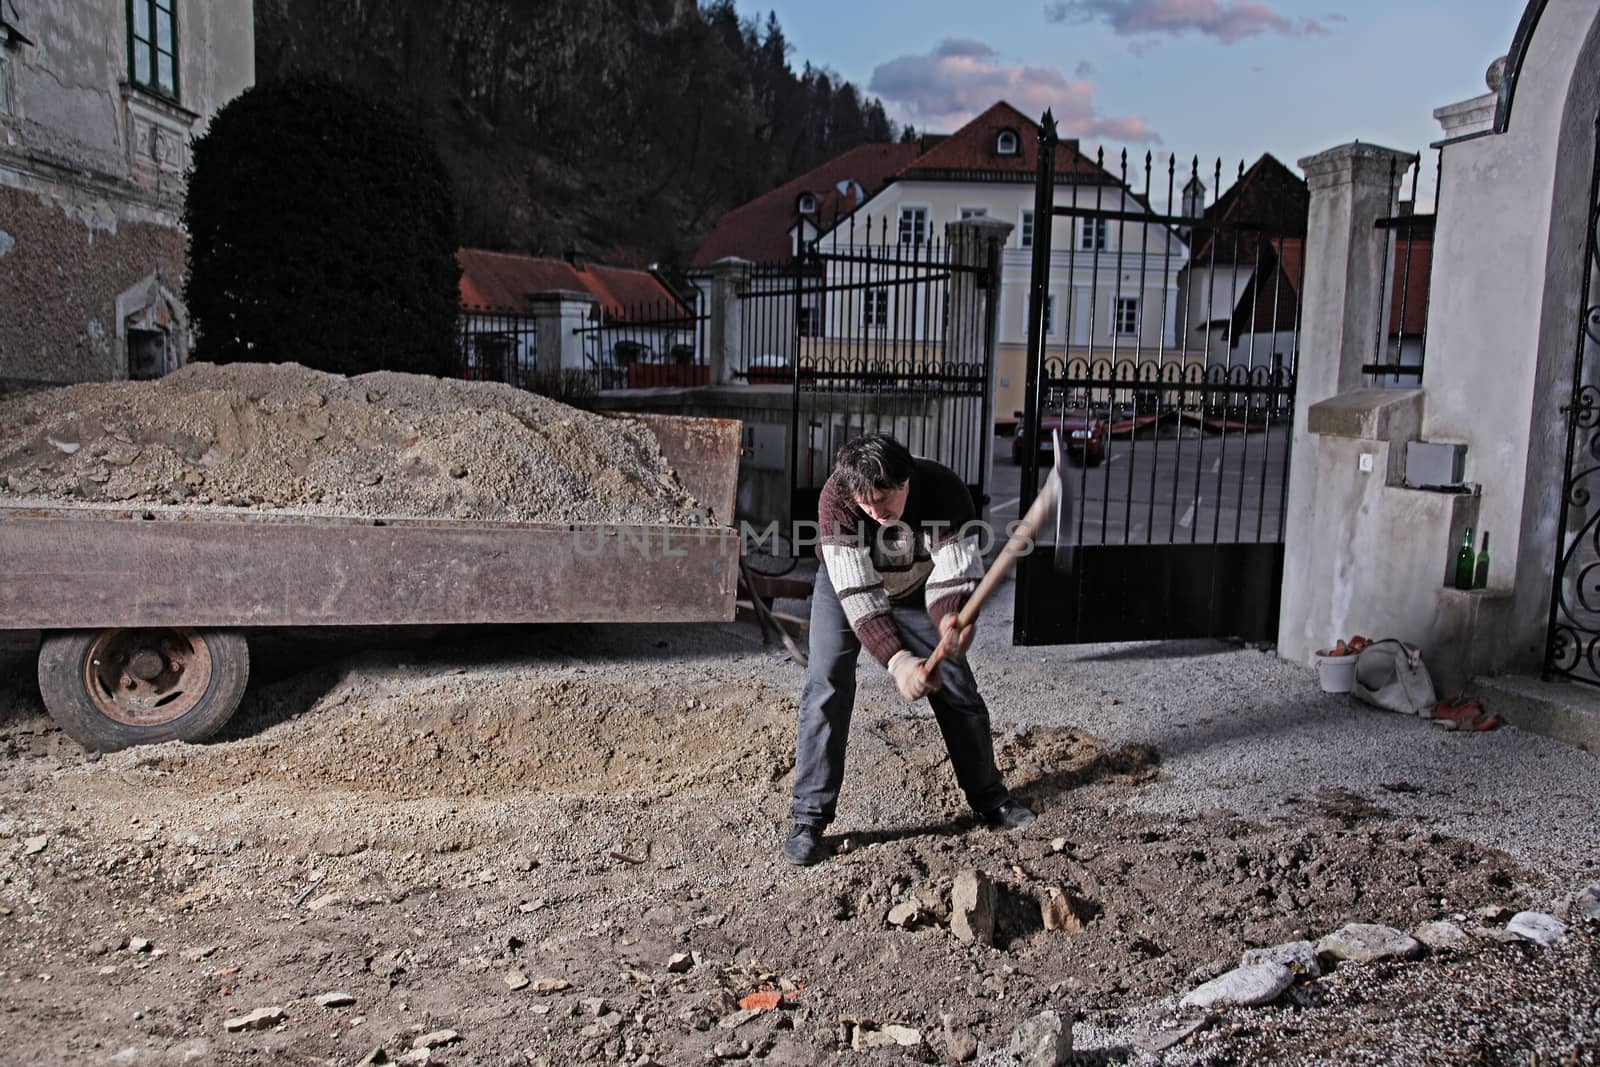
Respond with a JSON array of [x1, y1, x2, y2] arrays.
[[0, 563, 1597, 1064]]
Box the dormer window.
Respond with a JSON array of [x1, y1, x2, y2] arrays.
[[996, 129, 1019, 156], [797, 192, 817, 215]]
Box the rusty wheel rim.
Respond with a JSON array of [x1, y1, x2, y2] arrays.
[[83, 629, 213, 727]]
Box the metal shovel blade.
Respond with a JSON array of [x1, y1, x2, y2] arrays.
[[1051, 428, 1077, 575]]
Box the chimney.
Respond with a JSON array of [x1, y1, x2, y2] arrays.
[[564, 240, 586, 271]]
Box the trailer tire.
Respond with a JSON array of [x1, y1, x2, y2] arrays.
[[37, 628, 250, 752]]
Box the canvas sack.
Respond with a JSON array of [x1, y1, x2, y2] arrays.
[[1351, 639, 1436, 715]]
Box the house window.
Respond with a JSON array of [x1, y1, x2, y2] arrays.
[[1020, 210, 1034, 249], [862, 289, 889, 329], [127, 327, 172, 380], [1116, 297, 1140, 336], [0, 49, 12, 116], [797, 306, 821, 337], [898, 206, 928, 246], [1080, 217, 1108, 251], [1043, 295, 1056, 336], [797, 193, 817, 215], [128, 0, 179, 100], [959, 206, 988, 220], [996, 129, 1019, 155]]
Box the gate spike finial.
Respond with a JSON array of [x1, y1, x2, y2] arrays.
[[1038, 109, 1059, 145]]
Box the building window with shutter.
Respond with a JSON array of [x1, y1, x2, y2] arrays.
[[862, 289, 889, 329], [897, 206, 927, 246], [1080, 217, 1108, 251], [1116, 297, 1139, 336], [1020, 210, 1034, 249], [1043, 294, 1056, 336], [127, 0, 178, 100]]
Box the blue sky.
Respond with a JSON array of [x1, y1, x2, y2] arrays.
[[732, 0, 1527, 207]]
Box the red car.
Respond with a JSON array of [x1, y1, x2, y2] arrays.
[[1011, 405, 1108, 466]]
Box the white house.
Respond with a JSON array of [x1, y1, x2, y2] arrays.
[[814, 102, 1190, 425], [691, 101, 1190, 426], [0, 0, 255, 386]]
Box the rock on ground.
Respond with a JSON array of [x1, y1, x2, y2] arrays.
[[1316, 923, 1422, 964], [950, 869, 995, 945], [1180, 962, 1294, 1010], [1008, 1009, 1072, 1067]]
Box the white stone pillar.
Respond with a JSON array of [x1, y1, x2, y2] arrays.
[[1295, 143, 1416, 400], [528, 291, 597, 375], [705, 257, 750, 386], [1278, 143, 1414, 664]]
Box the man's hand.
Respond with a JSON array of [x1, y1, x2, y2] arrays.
[[938, 614, 976, 662], [889, 650, 943, 702]]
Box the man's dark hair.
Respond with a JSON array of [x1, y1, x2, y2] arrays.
[[833, 433, 915, 498]]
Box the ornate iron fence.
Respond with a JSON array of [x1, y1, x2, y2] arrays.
[[1545, 112, 1600, 684]]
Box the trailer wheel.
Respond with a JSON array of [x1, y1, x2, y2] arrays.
[[37, 628, 250, 752]]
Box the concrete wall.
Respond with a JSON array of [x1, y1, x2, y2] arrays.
[[1279, 0, 1600, 691], [0, 0, 253, 385]]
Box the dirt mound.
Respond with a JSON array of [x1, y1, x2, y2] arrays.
[[0, 362, 708, 525], [115, 670, 794, 802]]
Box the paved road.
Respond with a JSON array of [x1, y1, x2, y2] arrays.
[[986, 425, 1290, 544]]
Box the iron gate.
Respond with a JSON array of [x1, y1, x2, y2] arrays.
[[734, 218, 1001, 530], [1015, 114, 1304, 644], [1545, 112, 1600, 684]]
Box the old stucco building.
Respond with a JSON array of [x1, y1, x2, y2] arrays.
[[0, 0, 253, 387]]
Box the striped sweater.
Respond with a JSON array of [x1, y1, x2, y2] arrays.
[[815, 458, 984, 666]]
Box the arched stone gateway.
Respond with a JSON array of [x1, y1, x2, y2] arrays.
[[1278, 0, 1600, 700]]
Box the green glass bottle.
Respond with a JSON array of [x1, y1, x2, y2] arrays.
[[1474, 530, 1490, 589], [1454, 526, 1475, 590]]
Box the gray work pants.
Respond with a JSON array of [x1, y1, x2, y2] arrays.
[[790, 565, 1010, 827]]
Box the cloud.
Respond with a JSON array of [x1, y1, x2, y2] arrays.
[[1044, 0, 1328, 44], [868, 39, 1161, 144], [1074, 59, 1096, 77]]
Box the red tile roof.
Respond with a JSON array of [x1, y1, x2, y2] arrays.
[[690, 100, 1122, 267], [1191, 154, 1308, 263], [689, 142, 922, 268], [895, 101, 1107, 181], [456, 249, 689, 321]]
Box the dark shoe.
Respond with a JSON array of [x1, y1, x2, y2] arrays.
[[782, 823, 828, 866], [980, 799, 1037, 830]]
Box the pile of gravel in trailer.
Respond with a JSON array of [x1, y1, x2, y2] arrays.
[[0, 362, 710, 526]]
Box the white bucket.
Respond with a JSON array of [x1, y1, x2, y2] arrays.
[[1315, 651, 1357, 693]]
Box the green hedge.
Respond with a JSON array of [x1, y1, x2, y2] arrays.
[[184, 78, 461, 377]]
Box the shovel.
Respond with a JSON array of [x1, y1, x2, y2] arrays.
[[922, 429, 1075, 682]]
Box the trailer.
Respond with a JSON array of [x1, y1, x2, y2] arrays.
[[0, 414, 742, 752]]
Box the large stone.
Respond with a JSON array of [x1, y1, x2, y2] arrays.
[[1008, 1010, 1071, 1067], [1576, 884, 1600, 921], [950, 870, 995, 946], [887, 900, 922, 927], [1179, 962, 1293, 1010], [1506, 911, 1567, 946], [223, 1006, 286, 1032], [1240, 940, 1321, 979], [1315, 923, 1421, 963], [1412, 921, 1471, 951], [1041, 887, 1084, 933]]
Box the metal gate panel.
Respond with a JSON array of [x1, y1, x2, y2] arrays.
[[787, 216, 999, 527], [1014, 112, 1303, 646]]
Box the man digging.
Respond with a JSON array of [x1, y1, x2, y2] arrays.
[[784, 432, 1036, 866]]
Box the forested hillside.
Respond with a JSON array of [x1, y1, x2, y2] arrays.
[[254, 0, 900, 270]]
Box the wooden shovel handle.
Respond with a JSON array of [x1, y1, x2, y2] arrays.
[[922, 471, 1061, 678]]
